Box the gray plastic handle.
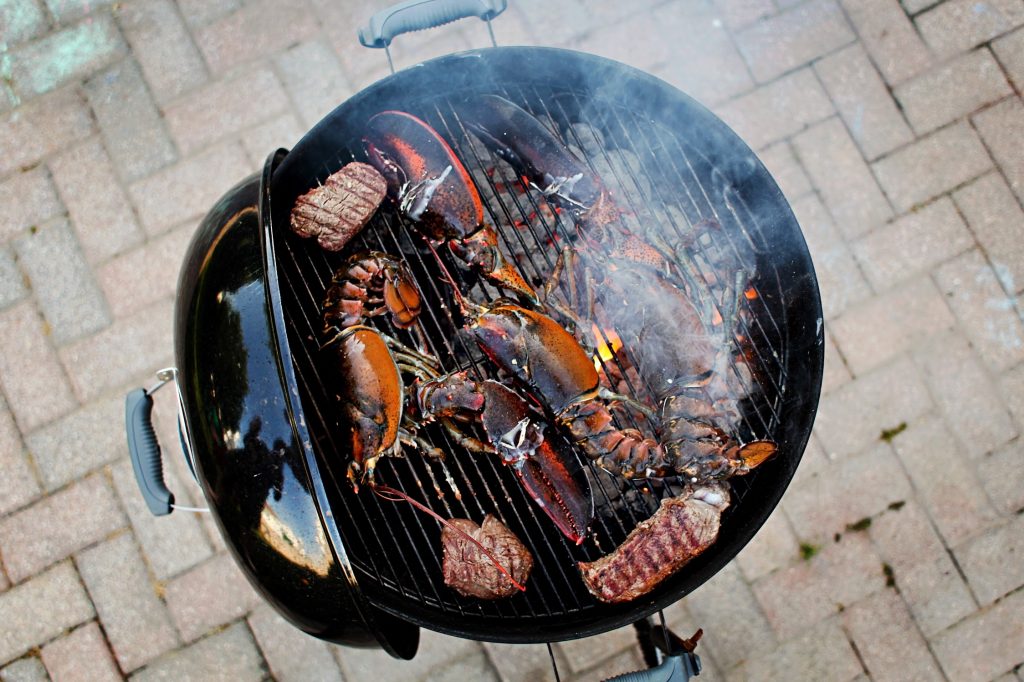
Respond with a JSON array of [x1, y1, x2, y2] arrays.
[[358, 0, 507, 48], [125, 388, 174, 516]]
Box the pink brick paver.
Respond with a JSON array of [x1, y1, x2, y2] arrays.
[[0, 0, 1023, 680]]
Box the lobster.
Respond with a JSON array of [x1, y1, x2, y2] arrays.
[[456, 94, 776, 483], [322, 251, 592, 544], [363, 111, 536, 303]]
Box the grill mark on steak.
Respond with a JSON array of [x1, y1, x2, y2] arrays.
[[578, 486, 730, 603], [290, 162, 386, 251]]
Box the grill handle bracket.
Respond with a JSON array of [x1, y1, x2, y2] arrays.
[[358, 0, 506, 72]]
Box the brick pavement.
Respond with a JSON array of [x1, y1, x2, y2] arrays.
[[0, 0, 1023, 680]]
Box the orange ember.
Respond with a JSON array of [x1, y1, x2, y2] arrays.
[[744, 287, 758, 300], [591, 325, 623, 371]]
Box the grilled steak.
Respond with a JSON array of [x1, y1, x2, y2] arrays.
[[442, 515, 533, 599], [290, 162, 386, 251], [578, 486, 730, 603]]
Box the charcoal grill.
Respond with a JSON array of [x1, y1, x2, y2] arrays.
[[125, 2, 823, 664]]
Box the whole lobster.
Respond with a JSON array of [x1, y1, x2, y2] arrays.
[[322, 250, 593, 544], [456, 94, 776, 482]]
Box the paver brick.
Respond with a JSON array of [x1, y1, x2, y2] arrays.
[[931, 587, 1024, 682], [955, 513, 1024, 605], [841, 0, 932, 84], [829, 276, 955, 375], [239, 112, 304, 169], [194, 0, 320, 75], [176, 0, 239, 27], [753, 560, 835, 638], [128, 142, 251, 236], [41, 621, 121, 682], [164, 552, 261, 642], [425, 649, 500, 682], [484, 642, 561, 682], [789, 194, 872, 319], [0, 396, 40, 517], [727, 616, 862, 682], [0, 301, 77, 432], [683, 564, 776, 668], [973, 96, 1024, 205], [712, 0, 776, 31], [814, 531, 887, 605], [814, 44, 914, 160], [715, 68, 833, 151], [0, 0, 48, 45], [0, 656, 47, 682], [0, 562, 94, 665], [0, 248, 26, 310], [934, 249, 1024, 372], [893, 415, 998, 545], [852, 196, 974, 291], [917, 0, 1024, 59], [111, 458, 212, 581], [48, 138, 145, 264], [783, 442, 912, 543], [274, 39, 352, 129], [96, 221, 195, 319], [955, 173, 1024, 295], [8, 13, 126, 100], [0, 167, 62, 242], [868, 499, 946, 569], [821, 326, 852, 394], [560, 623, 638, 673], [26, 394, 125, 491], [0, 472, 125, 583], [83, 60, 177, 184], [872, 121, 993, 212], [116, 0, 208, 105], [130, 621, 265, 682], [976, 441, 1024, 515], [59, 297, 174, 403], [757, 141, 812, 203], [247, 604, 342, 682], [841, 589, 942, 682], [993, 27, 1024, 91], [164, 66, 287, 156], [895, 49, 1012, 135], [0, 87, 93, 178], [44, 0, 118, 23], [734, 0, 855, 83], [646, 3, 754, 107], [13, 218, 110, 345], [793, 117, 892, 239], [76, 533, 180, 672], [898, 552, 978, 636], [812, 356, 932, 459], [736, 506, 800, 580], [916, 329, 1017, 457], [571, 11, 678, 74]]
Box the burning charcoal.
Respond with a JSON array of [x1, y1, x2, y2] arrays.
[[568, 122, 605, 157], [442, 514, 533, 599], [290, 162, 386, 251]]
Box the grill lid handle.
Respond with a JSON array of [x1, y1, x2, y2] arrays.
[[126, 386, 174, 516], [359, 0, 506, 70]]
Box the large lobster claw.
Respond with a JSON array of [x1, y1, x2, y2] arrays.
[[480, 381, 593, 545], [455, 95, 613, 223], [363, 111, 536, 303]]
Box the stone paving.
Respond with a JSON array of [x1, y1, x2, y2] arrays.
[[0, 0, 1023, 679]]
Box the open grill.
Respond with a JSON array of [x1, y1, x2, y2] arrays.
[[266, 48, 819, 642]]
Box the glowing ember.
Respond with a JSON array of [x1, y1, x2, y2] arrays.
[[744, 287, 758, 300], [591, 325, 623, 370]]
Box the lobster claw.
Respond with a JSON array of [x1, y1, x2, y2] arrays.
[[481, 381, 593, 544]]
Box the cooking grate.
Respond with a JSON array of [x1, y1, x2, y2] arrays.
[[269, 62, 806, 642]]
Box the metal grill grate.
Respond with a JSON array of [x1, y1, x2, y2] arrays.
[[271, 78, 794, 638]]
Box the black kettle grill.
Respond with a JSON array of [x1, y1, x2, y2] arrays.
[[125, 0, 824, 666]]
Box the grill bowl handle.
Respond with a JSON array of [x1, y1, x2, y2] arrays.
[[358, 0, 507, 48], [125, 388, 174, 516]]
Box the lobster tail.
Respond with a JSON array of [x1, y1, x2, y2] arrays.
[[559, 401, 667, 478]]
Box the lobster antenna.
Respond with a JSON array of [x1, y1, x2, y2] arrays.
[[424, 239, 475, 317], [373, 484, 526, 592]]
